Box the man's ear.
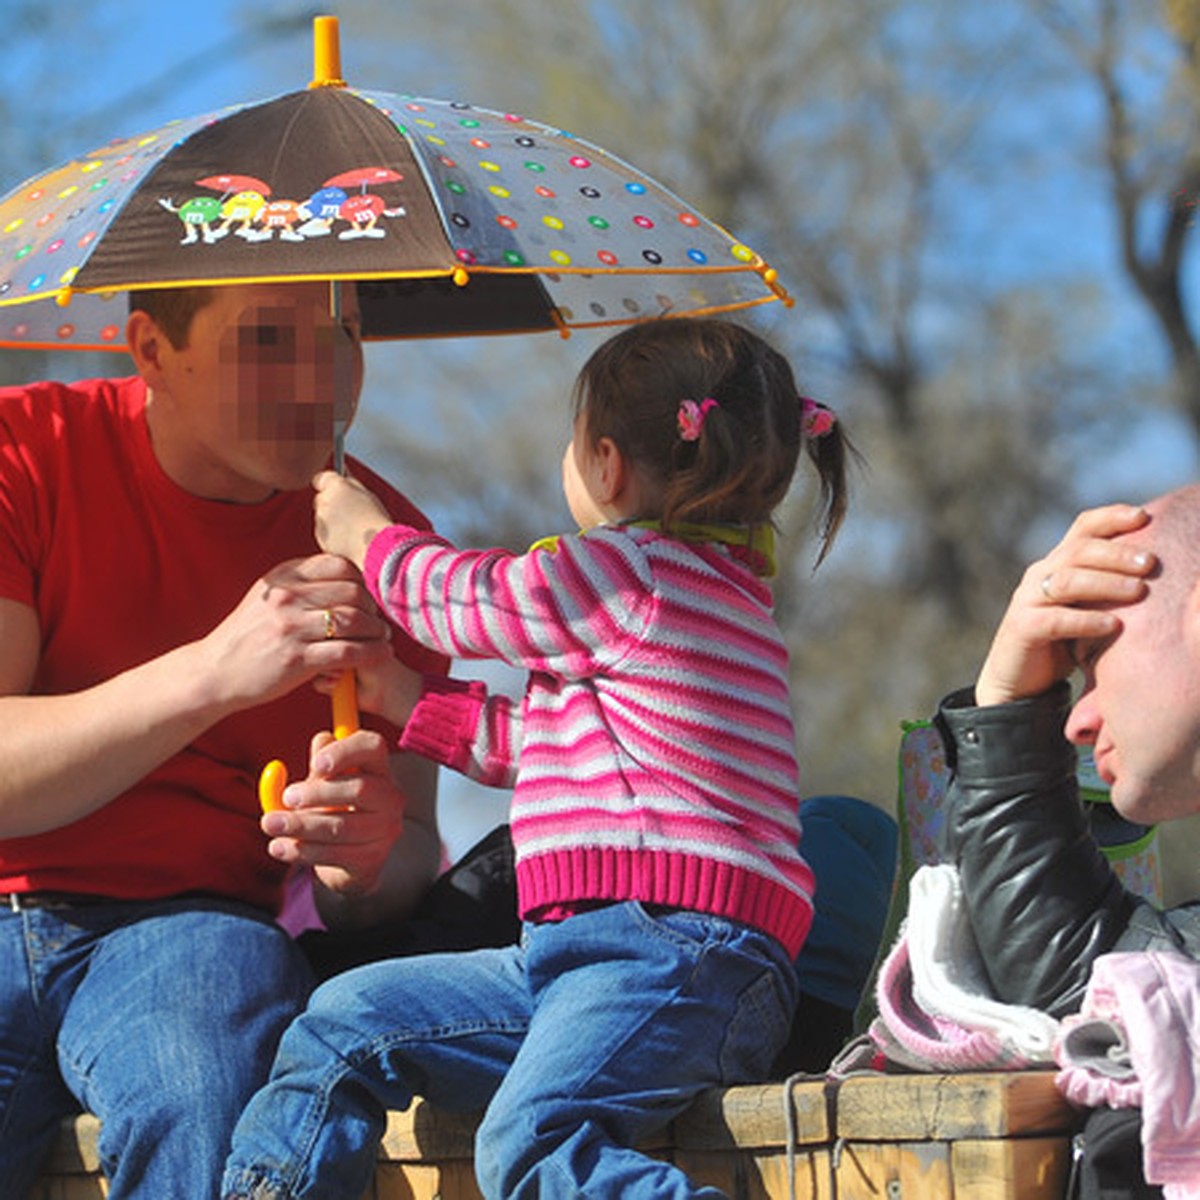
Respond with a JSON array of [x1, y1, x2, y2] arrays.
[[125, 310, 170, 390], [591, 436, 628, 505]]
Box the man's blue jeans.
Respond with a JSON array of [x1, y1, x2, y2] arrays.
[[222, 902, 799, 1199], [0, 896, 314, 1199]]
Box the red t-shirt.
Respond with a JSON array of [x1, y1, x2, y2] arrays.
[[0, 374, 445, 910]]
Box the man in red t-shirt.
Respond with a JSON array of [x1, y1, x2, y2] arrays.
[[0, 280, 445, 1197]]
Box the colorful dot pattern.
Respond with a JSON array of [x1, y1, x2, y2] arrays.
[[0, 89, 781, 350], [0, 103, 257, 349], [352, 89, 770, 329]]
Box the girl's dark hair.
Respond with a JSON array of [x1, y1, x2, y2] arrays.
[[573, 317, 852, 563]]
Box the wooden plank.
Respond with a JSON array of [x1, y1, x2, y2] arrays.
[[33, 1076, 1078, 1200], [827, 1136, 1072, 1200], [833, 1139, 954, 1198], [675, 1148, 834, 1200], [673, 1081, 829, 1151], [40, 1114, 102, 1174], [378, 1103, 480, 1161], [25, 1181, 109, 1200], [834, 1072, 1077, 1141], [949, 1136, 1072, 1200], [369, 1161, 484, 1200]]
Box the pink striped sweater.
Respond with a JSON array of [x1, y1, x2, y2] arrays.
[[364, 522, 814, 959]]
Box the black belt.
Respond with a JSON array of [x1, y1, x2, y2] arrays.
[[2, 892, 109, 911]]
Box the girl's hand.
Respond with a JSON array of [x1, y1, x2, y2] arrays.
[[313, 655, 423, 729], [975, 504, 1156, 706], [313, 470, 393, 571]]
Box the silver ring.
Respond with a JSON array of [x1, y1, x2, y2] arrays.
[[323, 608, 336, 639], [1040, 574, 1053, 600]]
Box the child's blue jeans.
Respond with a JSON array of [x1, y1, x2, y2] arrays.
[[222, 900, 799, 1199]]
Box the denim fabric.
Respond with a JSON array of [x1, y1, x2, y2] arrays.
[[0, 897, 313, 1199], [223, 901, 798, 1199]]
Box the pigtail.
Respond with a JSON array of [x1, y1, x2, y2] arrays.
[[801, 399, 853, 567], [666, 397, 741, 526]]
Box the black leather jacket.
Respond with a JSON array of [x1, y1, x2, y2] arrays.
[[935, 683, 1200, 1018]]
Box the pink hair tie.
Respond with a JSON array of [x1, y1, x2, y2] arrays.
[[801, 396, 836, 439], [677, 397, 718, 441]]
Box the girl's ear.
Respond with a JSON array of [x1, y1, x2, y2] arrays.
[[591, 436, 629, 504]]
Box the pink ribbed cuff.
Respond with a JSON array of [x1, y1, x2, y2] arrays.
[[399, 675, 486, 773]]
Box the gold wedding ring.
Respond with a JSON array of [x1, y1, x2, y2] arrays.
[[323, 608, 336, 639]]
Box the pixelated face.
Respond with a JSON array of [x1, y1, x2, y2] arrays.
[[219, 298, 360, 442], [150, 281, 364, 500], [179, 197, 222, 224]]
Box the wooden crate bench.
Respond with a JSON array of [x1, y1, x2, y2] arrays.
[[30, 1071, 1081, 1200], [827, 1071, 1080, 1200]]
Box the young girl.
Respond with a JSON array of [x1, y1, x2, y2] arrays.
[[222, 316, 852, 1200]]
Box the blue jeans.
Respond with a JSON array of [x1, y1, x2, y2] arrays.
[[223, 902, 799, 1199], [0, 897, 314, 1199]]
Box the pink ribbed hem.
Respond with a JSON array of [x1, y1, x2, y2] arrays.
[[517, 847, 812, 959]]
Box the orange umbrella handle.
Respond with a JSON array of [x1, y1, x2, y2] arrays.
[[331, 669, 359, 740], [258, 670, 360, 813], [258, 758, 288, 813]]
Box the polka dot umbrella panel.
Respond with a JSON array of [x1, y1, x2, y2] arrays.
[[0, 24, 791, 351]]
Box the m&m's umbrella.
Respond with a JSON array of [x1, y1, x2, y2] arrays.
[[0, 15, 795, 798], [0, 16, 792, 352]]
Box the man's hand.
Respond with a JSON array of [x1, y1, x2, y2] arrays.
[[261, 728, 440, 928], [197, 553, 392, 714], [261, 728, 404, 896], [975, 504, 1156, 706]]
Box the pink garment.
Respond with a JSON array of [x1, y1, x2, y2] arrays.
[[871, 865, 1059, 1071], [1056, 951, 1200, 1197], [276, 868, 325, 937], [366, 522, 815, 958], [873, 934, 1013, 1070]]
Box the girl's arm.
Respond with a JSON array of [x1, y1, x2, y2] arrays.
[[363, 525, 653, 676]]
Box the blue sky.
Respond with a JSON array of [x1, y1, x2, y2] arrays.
[[23, 5, 524, 162], [40, 9, 338, 142]]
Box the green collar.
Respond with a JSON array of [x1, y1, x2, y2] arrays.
[[529, 520, 776, 578]]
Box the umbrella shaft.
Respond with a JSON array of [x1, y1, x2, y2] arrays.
[[330, 280, 347, 476]]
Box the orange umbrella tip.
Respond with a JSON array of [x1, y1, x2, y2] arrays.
[[759, 263, 793, 305], [309, 15, 347, 89]]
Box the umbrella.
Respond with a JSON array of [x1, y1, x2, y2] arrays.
[[0, 15, 795, 805], [0, 16, 791, 353]]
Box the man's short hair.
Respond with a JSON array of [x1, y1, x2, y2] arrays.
[[128, 286, 218, 350]]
